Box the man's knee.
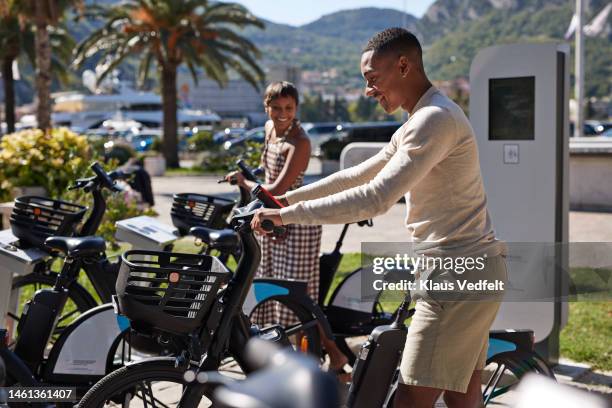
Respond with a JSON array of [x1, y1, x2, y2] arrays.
[[394, 383, 442, 408], [442, 370, 484, 408]]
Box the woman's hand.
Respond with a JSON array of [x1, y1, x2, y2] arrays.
[[224, 171, 246, 187], [251, 208, 283, 234]]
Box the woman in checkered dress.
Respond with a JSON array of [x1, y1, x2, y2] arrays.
[[225, 81, 349, 373], [251, 119, 322, 327]]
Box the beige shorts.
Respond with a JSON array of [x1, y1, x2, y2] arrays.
[[399, 254, 508, 393]]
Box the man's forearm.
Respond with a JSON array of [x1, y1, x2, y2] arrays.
[[285, 148, 389, 204]]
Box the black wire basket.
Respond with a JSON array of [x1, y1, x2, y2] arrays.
[[171, 193, 235, 235], [115, 250, 231, 335], [10, 196, 87, 249]]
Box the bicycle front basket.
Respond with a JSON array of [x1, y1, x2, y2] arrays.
[[10, 196, 87, 249], [171, 193, 235, 235], [116, 250, 231, 335]]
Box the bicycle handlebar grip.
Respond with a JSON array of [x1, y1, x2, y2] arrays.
[[236, 159, 258, 182], [261, 219, 275, 232], [252, 185, 284, 209], [108, 170, 128, 181], [90, 162, 114, 188]]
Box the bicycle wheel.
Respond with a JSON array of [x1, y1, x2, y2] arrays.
[[6, 272, 96, 345], [482, 351, 555, 405], [249, 298, 322, 358], [77, 358, 213, 408]]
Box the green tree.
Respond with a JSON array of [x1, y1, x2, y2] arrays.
[[0, 6, 21, 134], [9, 0, 81, 131], [332, 95, 350, 122], [74, 0, 264, 168], [0, 0, 74, 135]]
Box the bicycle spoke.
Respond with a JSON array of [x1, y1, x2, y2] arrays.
[[483, 363, 506, 405], [122, 380, 178, 408], [57, 308, 80, 323]]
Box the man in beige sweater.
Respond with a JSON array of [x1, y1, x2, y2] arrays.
[[252, 28, 507, 408]]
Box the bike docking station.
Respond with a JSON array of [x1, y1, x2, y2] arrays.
[[470, 43, 570, 363], [115, 215, 180, 251], [0, 229, 49, 332]]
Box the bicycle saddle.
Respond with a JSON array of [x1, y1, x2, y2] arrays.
[[189, 226, 240, 252], [44, 236, 106, 257]]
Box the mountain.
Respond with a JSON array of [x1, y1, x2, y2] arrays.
[[10, 1, 612, 103], [421, 0, 611, 97], [301, 8, 420, 46]]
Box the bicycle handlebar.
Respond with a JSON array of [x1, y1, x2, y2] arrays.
[[236, 159, 258, 182], [68, 162, 131, 193]]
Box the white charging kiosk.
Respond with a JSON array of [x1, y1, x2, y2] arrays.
[[470, 43, 569, 363]]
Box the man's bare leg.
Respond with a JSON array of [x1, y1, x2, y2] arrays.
[[443, 370, 484, 408], [393, 383, 442, 408]]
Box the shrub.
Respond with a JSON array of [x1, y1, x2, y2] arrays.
[[187, 130, 215, 152], [0, 128, 156, 249], [104, 141, 135, 165], [0, 128, 91, 201], [196, 139, 262, 174]]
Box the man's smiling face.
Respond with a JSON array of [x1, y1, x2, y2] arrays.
[[360, 49, 406, 114]]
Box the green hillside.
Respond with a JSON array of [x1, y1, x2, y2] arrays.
[[9, 1, 611, 103], [423, 1, 611, 97]]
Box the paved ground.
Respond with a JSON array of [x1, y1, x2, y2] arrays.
[[148, 174, 612, 406]]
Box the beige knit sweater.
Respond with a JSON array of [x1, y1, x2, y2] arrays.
[[280, 86, 505, 257]]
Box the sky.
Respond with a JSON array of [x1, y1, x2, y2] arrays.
[[233, 0, 437, 26]]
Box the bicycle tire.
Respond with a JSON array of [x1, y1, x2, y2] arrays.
[[7, 272, 97, 344], [249, 297, 322, 358], [482, 350, 555, 405], [77, 358, 212, 408]]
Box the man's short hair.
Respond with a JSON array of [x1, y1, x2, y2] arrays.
[[363, 27, 422, 59], [263, 81, 299, 107]]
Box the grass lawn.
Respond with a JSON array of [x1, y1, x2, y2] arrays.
[[560, 302, 611, 371]]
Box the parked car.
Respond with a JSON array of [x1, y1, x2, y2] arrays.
[[570, 121, 600, 137], [302, 122, 345, 157], [587, 121, 612, 134], [223, 127, 265, 152], [320, 121, 403, 160], [213, 127, 247, 144]]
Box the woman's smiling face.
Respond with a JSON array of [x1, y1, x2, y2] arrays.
[[266, 96, 297, 131]]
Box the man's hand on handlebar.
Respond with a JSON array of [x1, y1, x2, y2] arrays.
[[251, 208, 283, 235]]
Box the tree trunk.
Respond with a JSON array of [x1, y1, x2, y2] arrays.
[[34, 9, 52, 131], [2, 57, 16, 135], [161, 64, 179, 168]]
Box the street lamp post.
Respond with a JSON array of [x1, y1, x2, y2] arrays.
[[575, 0, 584, 138]]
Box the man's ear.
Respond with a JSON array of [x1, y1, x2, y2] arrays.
[[398, 56, 411, 78]]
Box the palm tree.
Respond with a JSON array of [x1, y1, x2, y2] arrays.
[[74, 0, 265, 168], [0, 11, 21, 134], [8, 0, 81, 131], [0, 1, 74, 136]]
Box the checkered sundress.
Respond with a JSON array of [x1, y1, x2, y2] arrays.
[[251, 124, 322, 327]]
